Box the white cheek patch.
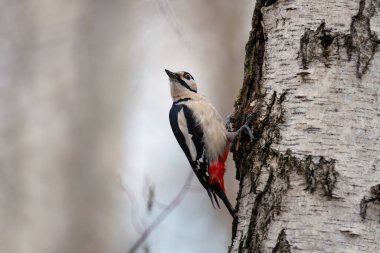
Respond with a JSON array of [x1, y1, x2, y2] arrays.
[[189, 81, 197, 91], [184, 79, 197, 92], [178, 108, 197, 161]]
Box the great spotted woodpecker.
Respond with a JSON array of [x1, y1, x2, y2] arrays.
[[165, 69, 253, 217]]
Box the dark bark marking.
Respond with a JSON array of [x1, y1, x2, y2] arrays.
[[303, 126, 322, 133], [265, 0, 277, 7], [350, 0, 379, 77], [272, 229, 291, 253], [339, 229, 361, 237], [298, 0, 379, 78], [360, 183, 380, 219], [304, 156, 338, 198], [371, 184, 380, 199], [299, 22, 344, 69]]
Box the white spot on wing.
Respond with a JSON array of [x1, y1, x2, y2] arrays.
[[178, 108, 197, 161]]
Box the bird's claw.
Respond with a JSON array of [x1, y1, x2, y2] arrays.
[[225, 112, 256, 142], [225, 114, 234, 132], [244, 112, 256, 125], [241, 125, 255, 141], [240, 112, 256, 141]]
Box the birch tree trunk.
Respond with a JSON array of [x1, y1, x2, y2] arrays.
[[230, 0, 380, 252]]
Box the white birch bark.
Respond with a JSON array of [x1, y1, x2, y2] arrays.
[[230, 0, 380, 252]]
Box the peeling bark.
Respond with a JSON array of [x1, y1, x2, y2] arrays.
[[230, 0, 380, 252]]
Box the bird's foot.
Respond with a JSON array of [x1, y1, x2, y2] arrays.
[[226, 112, 256, 142], [225, 114, 234, 132]]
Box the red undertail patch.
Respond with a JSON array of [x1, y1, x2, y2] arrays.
[[208, 147, 229, 192]]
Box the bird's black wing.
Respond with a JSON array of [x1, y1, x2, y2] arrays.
[[169, 102, 221, 208], [169, 101, 236, 216]]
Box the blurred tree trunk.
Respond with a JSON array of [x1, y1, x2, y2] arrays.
[[230, 0, 380, 252], [0, 1, 128, 253]]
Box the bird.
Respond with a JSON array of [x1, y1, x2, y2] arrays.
[[165, 69, 254, 217]]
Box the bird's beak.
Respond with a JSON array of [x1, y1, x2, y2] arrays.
[[165, 69, 178, 80]]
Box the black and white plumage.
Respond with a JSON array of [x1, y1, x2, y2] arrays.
[[165, 69, 235, 217], [169, 101, 209, 188]]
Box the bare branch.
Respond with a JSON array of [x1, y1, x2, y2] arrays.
[[128, 171, 194, 253]]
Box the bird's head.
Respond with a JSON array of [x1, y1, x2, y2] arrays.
[[165, 69, 197, 99]]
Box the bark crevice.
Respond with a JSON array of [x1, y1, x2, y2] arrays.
[[264, 0, 277, 7]]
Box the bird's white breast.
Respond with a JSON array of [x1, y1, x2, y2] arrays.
[[185, 96, 227, 161]]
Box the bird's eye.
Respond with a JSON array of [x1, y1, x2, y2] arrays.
[[184, 73, 191, 80]]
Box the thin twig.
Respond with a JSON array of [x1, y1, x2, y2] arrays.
[[128, 171, 194, 253], [120, 176, 145, 234]]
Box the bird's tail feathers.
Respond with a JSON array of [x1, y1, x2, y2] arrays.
[[213, 185, 235, 218], [207, 189, 221, 209]]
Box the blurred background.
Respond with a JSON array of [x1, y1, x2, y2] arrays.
[[0, 0, 253, 252]]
